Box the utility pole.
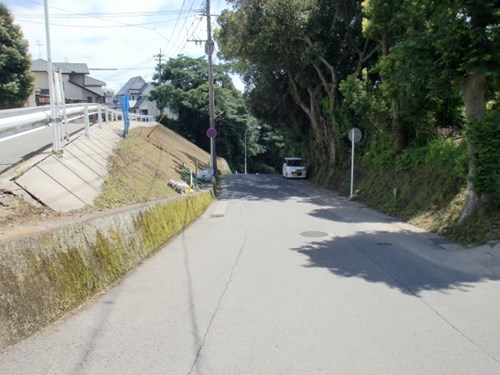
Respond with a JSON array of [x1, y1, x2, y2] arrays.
[[186, 1, 217, 174], [206, 0, 217, 174], [153, 49, 164, 84], [44, 0, 61, 154], [35, 40, 43, 58]]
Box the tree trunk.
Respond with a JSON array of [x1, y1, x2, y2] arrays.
[[393, 94, 409, 153], [289, 76, 336, 165], [380, 30, 407, 154], [458, 73, 486, 223]]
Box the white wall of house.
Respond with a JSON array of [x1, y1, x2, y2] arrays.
[[69, 74, 85, 87], [28, 73, 49, 106], [28, 72, 104, 105], [28, 59, 105, 106], [63, 75, 83, 101], [139, 100, 160, 117]]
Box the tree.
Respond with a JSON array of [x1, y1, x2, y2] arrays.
[[362, 0, 446, 151], [0, 3, 33, 109], [362, 0, 499, 219], [149, 55, 260, 171], [217, 0, 377, 181], [425, 0, 499, 220]]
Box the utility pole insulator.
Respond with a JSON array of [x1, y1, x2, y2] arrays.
[[205, 41, 214, 56]]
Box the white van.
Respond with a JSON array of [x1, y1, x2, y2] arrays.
[[282, 157, 307, 179]]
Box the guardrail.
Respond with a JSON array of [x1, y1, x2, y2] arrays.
[[0, 104, 154, 143]]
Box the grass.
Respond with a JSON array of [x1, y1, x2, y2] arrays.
[[94, 124, 217, 209], [356, 163, 499, 246], [0, 123, 223, 232]]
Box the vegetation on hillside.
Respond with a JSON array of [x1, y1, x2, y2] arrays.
[[149, 55, 278, 173], [146, 1, 498, 244], [0, 125, 217, 236], [94, 125, 216, 209], [0, 3, 33, 109], [208, 0, 498, 244]]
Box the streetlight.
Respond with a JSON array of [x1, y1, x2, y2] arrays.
[[244, 125, 261, 174]]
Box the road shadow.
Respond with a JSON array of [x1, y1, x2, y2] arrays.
[[218, 174, 394, 225], [291, 230, 499, 296], [218, 173, 313, 202], [219, 173, 500, 295], [306, 204, 398, 224]]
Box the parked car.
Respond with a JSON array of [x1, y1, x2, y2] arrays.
[[282, 157, 307, 179]]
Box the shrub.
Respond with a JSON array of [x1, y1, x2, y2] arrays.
[[466, 111, 500, 205]]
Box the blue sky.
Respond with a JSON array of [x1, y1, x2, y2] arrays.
[[4, 0, 240, 91]]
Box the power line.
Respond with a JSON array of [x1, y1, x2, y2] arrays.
[[162, 0, 200, 59], [16, 10, 198, 18], [16, 1, 201, 35], [15, 0, 222, 89], [16, 16, 196, 28]]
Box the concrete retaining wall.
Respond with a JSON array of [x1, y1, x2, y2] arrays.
[[0, 191, 213, 350]]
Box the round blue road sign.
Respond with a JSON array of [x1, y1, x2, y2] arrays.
[[207, 127, 217, 138]]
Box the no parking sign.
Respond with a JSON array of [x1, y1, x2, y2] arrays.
[[207, 127, 217, 138]]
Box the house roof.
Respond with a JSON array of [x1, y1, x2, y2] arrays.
[[134, 96, 147, 109], [84, 86, 105, 96], [68, 78, 105, 97], [140, 82, 155, 96], [115, 76, 147, 96], [32, 58, 90, 74], [85, 76, 106, 87], [132, 83, 155, 107]]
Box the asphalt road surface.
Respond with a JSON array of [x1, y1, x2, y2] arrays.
[[1, 174, 499, 374]]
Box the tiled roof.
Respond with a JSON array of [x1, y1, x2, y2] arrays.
[[84, 86, 105, 96], [32, 59, 90, 74], [115, 76, 147, 96], [85, 76, 106, 87], [140, 82, 155, 96]]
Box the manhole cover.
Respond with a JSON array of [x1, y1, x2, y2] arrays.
[[300, 231, 328, 238]]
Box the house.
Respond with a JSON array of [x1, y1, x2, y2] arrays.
[[103, 89, 114, 106], [113, 76, 163, 118], [28, 58, 105, 106]]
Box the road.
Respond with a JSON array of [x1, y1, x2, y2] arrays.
[[1, 174, 499, 374], [0, 121, 87, 174]]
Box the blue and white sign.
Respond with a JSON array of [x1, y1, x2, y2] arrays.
[[121, 95, 130, 138]]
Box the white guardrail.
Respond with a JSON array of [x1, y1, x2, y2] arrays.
[[0, 103, 154, 142]]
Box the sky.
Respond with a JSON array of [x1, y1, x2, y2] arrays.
[[3, 0, 241, 92]]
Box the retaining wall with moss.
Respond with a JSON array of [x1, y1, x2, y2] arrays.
[[0, 191, 213, 351]]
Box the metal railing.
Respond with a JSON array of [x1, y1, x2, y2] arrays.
[[0, 104, 154, 142]]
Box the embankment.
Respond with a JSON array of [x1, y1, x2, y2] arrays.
[[0, 191, 213, 351]]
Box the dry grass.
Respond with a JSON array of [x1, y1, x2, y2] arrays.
[[94, 125, 214, 209], [408, 189, 467, 235], [0, 124, 226, 235]]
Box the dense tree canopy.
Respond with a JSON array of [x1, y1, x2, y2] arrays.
[[149, 55, 264, 172], [0, 3, 33, 109], [216, 0, 499, 218], [424, 0, 499, 220], [217, 0, 377, 176]]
